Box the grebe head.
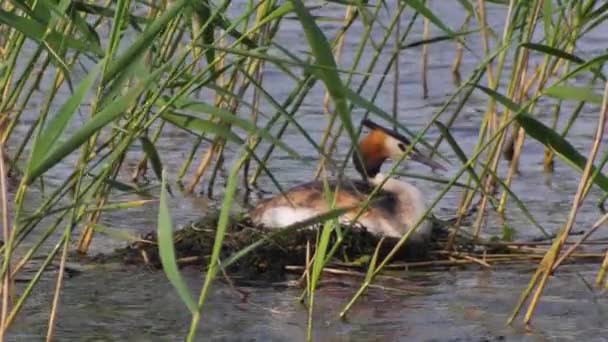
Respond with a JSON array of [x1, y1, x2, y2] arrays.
[[353, 119, 444, 179]]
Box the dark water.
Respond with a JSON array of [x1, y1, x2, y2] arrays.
[[8, 1, 608, 341]]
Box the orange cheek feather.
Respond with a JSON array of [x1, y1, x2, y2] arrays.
[[361, 129, 388, 167]]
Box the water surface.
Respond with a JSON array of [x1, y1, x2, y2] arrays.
[[8, 1, 608, 340]]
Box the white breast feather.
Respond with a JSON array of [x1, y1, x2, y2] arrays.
[[256, 207, 322, 228], [369, 173, 431, 243]]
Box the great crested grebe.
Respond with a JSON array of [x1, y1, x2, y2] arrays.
[[250, 119, 444, 244]]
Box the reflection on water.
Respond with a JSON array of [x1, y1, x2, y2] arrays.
[[8, 1, 608, 341]]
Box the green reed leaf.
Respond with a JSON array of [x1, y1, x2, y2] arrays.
[[161, 111, 243, 143], [457, 0, 475, 16], [190, 0, 215, 68], [288, 0, 357, 146], [544, 84, 603, 104], [258, 1, 294, 25], [522, 43, 606, 81], [27, 62, 103, 178], [158, 171, 198, 314], [0, 8, 103, 60], [188, 151, 249, 340], [522, 42, 585, 64], [543, 0, 553, 39]]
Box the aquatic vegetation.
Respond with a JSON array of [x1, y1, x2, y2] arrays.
[[0, 0, 608, 340]]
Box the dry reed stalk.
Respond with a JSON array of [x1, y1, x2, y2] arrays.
[[507, 267, 542, 324], [476, 0, 495, 87], [131, 159, 148, 183], [542, 49, 577, 174], [388, 258, 479, 269], [286, 265, 426, 292], [77, 195, 108, 253], [500, 65, 540, 164], [596, 252, 608, 287], [0, 113, 10, 145], [206, 141, 226, 196], [393, 6, 400, 129], [46, 232, 70, 342], [421, 16, 429, 99], [497, 66, 542, 216], [552, 212, 608, 271], [186, 34, 230, 193], [176, 256, 203, 266], [0, 74, 12, 115], [297, 237, 323, 305], [457, 253, 491, 268], [451, 14, 471, 85], [0, 143, 11, 338], [295, 240, 312, 291], [521, 81, 608, 325]]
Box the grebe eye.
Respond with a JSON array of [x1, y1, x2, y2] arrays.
[[398, 143, 406, 151]]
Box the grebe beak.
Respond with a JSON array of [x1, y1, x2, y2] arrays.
[[408, 150, 446, 172]]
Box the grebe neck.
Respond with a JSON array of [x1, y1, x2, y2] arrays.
[[368, 173, 412, 195]]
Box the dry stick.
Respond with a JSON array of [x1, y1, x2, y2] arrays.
[[46, 230, 70, 342], [186, 142, 217, 193], [421, 16, 429, 99], [596, 252, 608, 287], [286, 265, 426, 294], [78, 193, 110, 254], [217, 259, 249, 301], [0, 144, 10, 338], [521, 81, 608, 325], [298, 240, 313, 303], [452, 252, 491, 268], [552, 211, 608, 272]]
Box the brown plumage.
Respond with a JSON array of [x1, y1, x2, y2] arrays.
[[249, 179, 399, 225]]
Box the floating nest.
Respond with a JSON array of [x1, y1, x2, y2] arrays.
[[100, 211, 606, 281], [102, 212, 471, 280]]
